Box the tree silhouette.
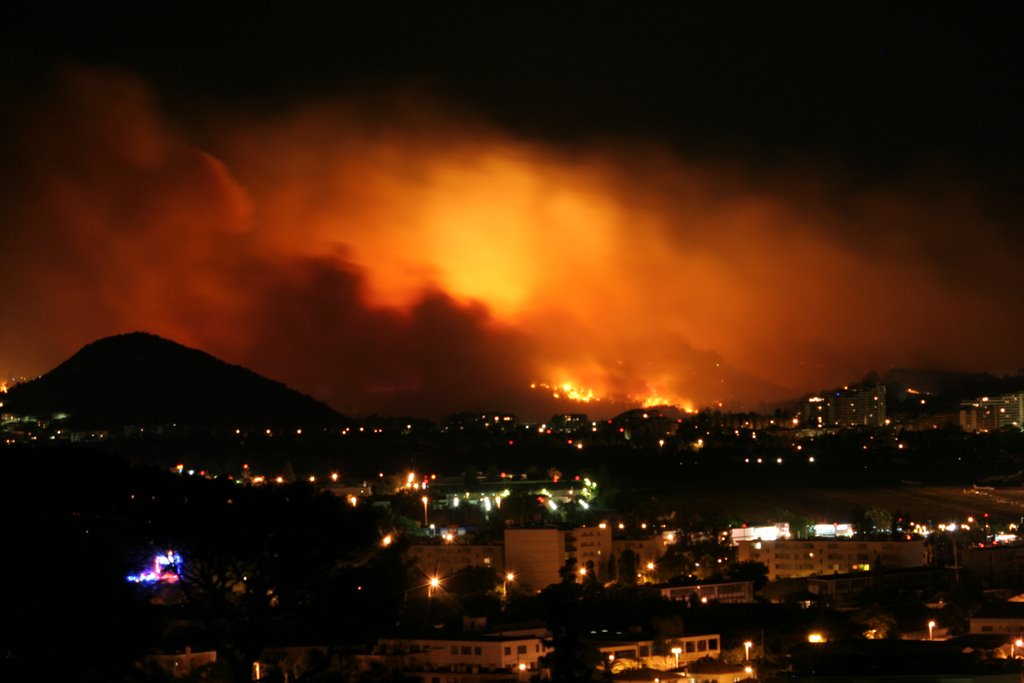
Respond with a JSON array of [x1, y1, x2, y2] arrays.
[[729, 560, 769, 590], [540, 558, 602, 682], [5, 451, 162, 681], [143, 476, 386, 681], [618, 549, 639, 587]]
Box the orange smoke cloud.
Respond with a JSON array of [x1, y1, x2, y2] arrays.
[[1, 66, 1020, 418]]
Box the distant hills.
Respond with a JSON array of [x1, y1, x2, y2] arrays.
[[879, 367, 1024, 403], [4, 332, 1021, 431], [4, 332, 345, 429]]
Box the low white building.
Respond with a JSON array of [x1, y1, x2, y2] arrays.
[[650, 580, 756, 604], [595, 633, 722, 669], [969, 602, 1024, 635], [377, 632, 550, 676]]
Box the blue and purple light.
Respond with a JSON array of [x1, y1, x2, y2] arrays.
[[127, 550, 182, 584]]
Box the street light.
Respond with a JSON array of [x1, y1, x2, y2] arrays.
[[428, 576, 441, 597], [744, 640, 753, 661], [421, 496, 429, 527], [1013, 638, 1024, 658], [671, 646, 682, 668], [928, 620, 936, 640], [502, 571, 515, 600]]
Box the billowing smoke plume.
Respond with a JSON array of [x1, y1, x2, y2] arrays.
[[1, 66, 1020, 417]]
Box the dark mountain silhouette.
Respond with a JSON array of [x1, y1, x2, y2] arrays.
[[4, 332, 345, 429], [880, 367, 1024, 402]]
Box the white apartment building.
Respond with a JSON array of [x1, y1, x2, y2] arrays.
[[737, 538, 928, 580]]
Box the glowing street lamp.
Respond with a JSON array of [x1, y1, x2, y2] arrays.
[[502, 571, 515, 600], [807, 633, 825, 644], [744, 640, 753, 661], [928, 620, 936, 640], [671, 646, 682, 668], [1012, 638, 1024, 658], [428, 576, 441, 597]]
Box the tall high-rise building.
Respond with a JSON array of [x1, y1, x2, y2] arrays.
[[799, 382, 886, 429], [835, 383, 887, 428]]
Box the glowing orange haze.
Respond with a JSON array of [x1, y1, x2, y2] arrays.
[[0, 67, 1020, 418]]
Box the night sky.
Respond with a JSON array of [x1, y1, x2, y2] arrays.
[[1, 4, 1021, 418]]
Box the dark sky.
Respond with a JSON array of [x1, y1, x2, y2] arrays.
[[1, 4, 1021, 418], [6, 4, 1020, 173]]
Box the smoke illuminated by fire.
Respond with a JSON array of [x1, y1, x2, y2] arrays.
[[0, 67, 1021, 418]]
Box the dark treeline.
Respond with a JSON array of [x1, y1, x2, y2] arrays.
[[2, 446, 404, 682]]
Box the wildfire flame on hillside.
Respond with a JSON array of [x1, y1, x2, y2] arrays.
[[530, 381, 696, 413]]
